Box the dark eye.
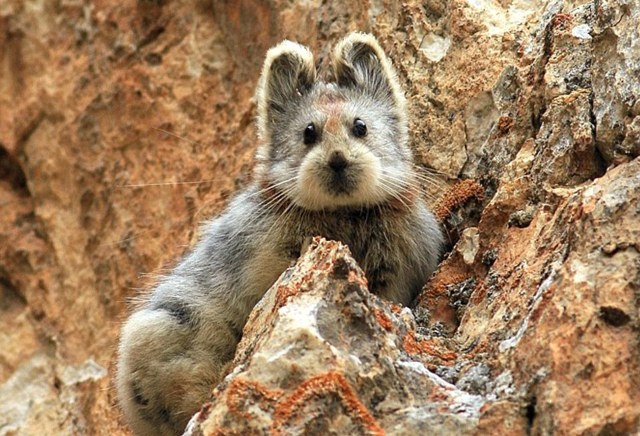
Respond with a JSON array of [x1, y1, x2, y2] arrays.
[[303, 123, 317, 145], [352, 118, 367, 138]]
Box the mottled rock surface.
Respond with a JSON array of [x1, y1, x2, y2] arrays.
[[187, 238, 491, 435], [0, 0, 638, 435]]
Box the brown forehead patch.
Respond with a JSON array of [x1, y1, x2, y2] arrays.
[[317, 90, 344, 105], [317, 91, 346, 133]]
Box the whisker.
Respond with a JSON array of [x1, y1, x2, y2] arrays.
[[117, 180, 218, 188], [412, 173, 447, 188], [378, 180, 412, 210], [245, 173, 298, 200], [382, 173, 441, 203], [411, 166, 449, 189], [264, 193, 299, 239], [411, 163, 448, 178], [152, 127, 203, 147], [240, 194, 289, 231], [228, 186, 295, 239]]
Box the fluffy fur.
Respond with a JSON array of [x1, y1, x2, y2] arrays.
[[117, 32, 444, 435]]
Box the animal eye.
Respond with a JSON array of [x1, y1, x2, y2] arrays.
[[303, 123, 317, 145], [352, 118, 367, 138]]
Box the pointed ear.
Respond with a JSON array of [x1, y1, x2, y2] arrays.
[[332, 32, 406, 112], [256, 40, 316, 142]]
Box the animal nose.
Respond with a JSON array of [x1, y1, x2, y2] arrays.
[[328, 150, 349, 172]]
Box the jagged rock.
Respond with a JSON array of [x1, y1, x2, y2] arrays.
[[449, 158, 640, 434], [0, 353, 106, 435], [186, 238, 491, 435], [1, 0, 639, 434]]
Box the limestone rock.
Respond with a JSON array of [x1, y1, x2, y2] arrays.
[[186, 238, 491, 435]]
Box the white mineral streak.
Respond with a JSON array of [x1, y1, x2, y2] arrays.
[[397, 361, 486, 416], [499, 268, 557, 352]]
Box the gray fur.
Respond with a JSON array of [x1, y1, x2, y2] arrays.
[[117, 32, 444, 435]]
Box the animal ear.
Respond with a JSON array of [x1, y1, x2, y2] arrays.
[[256, 40, 316, 141], [331, 32, 406, 111]]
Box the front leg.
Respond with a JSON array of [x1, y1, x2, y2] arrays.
[[359, 218, 436, 306], [368, 263, 414, 306], [361, 244, 414, 305]]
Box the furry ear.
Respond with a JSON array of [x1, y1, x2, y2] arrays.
[[332, 32, 406, 113], [256, 40, 316, 142]]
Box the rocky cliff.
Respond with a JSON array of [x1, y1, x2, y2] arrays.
[[0, 0, 638, 435]]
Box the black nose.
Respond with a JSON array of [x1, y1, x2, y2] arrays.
[[328, 150, 349, 172]]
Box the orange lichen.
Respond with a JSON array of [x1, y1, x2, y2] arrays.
[[469, 278, 489, 305], [274, 283, 299, 310], [389, 303, 402, 314], [433, 179, 485, 222], [418, 340, 458, 361], [418, 271, 467, 306], [551, 13, 572, 30], [402, 331, 422, 354], [403, 331, 457, 361], [429, 390, 451, 403], [373, 308, 393, 332], [226, 378, 283, 421], [347, 270, 369, 289], [271, 371, 384, 436], [417, 270, 468, 333], [496, 115, 514, 135]]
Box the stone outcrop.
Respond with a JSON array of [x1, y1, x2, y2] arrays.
[[186, 238, 494, 435], [1, 0, 638, 434]]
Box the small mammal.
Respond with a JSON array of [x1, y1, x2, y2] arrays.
[[116, 32, 443, 435]]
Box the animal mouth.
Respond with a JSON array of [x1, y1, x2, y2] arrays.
[[324, 171, 358, 196]]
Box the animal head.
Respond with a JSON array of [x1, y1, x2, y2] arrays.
[[255, 32, 414, 211]]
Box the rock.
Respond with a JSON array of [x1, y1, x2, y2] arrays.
[[456, 227, 480, 265], [186, 238, 489, 435], [0, 353, 107, 435], [1, 0, 639, 434], [592, 0, 640, 164]]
